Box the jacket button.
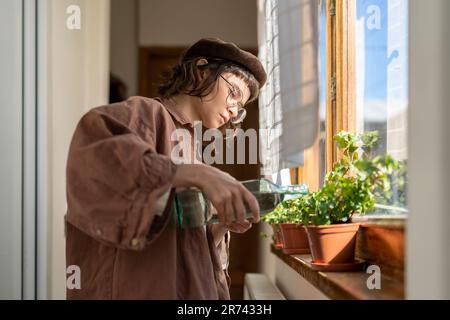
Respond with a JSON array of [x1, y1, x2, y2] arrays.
[[131, 238, 140, 247], [95, 229, 102, 236]]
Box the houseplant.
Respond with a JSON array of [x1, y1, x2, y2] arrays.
[[261, 205, 286, 249], [262, 198, 310, 254], [296, 131, 402, 271]]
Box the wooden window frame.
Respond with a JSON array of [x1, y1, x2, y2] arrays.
[[329, 0, 357, 166]]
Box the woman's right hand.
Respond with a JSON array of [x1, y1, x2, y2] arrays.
[[173, 164, 260, 225]]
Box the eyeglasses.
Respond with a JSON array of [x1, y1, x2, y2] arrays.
[[220, 75, 247, 125]]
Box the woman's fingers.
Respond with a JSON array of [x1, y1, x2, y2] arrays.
[[212, 193, 227, 224], [228, 220, 252, 233], [219, 185, 260, 225], [223, 194, 235, 225], [243, 189, 260, 223], [232, 190, 247, 223], [217, 203, 226, 224], [195, 164, 261, 227]]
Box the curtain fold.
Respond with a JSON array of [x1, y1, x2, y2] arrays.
[[258, 0, 320, 176]]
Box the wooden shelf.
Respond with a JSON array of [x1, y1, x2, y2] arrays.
[[271, 244, 404, 300]]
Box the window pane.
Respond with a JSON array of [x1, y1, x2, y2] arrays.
[[354, 0, 408, 212]]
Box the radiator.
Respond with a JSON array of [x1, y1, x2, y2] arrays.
[[243, 273, 286, 300]]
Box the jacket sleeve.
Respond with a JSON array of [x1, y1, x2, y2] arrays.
[[66, 102, 177, 251]]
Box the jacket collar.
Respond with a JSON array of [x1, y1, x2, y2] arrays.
[[155, 97, 194, 128]]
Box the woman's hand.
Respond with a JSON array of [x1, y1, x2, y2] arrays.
[[223, 220, 253, 233], [173, 164, 260, 225], [210, 220, 253, 247]]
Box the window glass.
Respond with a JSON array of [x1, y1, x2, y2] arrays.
[[354, 0, 408, 213]]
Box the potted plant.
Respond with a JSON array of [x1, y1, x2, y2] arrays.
[[261, 198, 310, 254], [279, 210, 310, 255], [296, 131, 401, 271], [262, 199, 310, 254], [261, 207, 286, 249]]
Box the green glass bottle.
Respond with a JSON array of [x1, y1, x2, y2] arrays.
[[173, 178, 308, 228]]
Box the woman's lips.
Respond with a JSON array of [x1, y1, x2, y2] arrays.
[[220, 113, 229, 123]]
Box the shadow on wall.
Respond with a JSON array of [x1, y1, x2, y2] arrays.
[[109, 73, 128, 103]]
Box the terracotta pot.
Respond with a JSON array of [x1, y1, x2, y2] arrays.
[[279, 223, 310, 254], [305, 223, 360, 264], [271, 224, 284, 249]]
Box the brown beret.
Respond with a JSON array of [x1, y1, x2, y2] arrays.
[[182, 37, 267, 88]]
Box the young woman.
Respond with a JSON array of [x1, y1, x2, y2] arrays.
[[65, 38, 267, 299]]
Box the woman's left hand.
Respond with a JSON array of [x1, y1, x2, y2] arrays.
[[223, 220, 253, 234], [211, 219, 253, 246]]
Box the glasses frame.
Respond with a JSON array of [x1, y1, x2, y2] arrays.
[[220, 75, 247, 125]]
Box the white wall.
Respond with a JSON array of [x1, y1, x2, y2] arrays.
[[138, 0, 258, 47], [407, 0, 450, 299], [257, 223, 328, 300], [45, 0, 110, 299], [109, 0, 258, 99], [275, 259, 329, 300], [0, 0, 23, 299], [110, 0, 138, 96]]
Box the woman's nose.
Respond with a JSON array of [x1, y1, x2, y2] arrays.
[[227, 105, 239, 117]]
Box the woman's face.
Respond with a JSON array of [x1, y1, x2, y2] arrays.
[[196, 72, 251, 129]]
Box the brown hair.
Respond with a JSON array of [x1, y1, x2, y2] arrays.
[[158, 57, 260, 104], [159, 57, 260, 136]]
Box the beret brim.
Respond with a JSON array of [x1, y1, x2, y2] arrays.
[[182, 37, 267, 88]]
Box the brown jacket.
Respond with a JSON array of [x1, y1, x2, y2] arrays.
[[65, 96, 230, 299]]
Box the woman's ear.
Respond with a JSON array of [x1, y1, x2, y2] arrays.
[[196, 58, 209, 80], [196, 58, 208, 66]]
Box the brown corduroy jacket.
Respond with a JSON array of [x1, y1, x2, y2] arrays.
[[65, 96, 230, 300]]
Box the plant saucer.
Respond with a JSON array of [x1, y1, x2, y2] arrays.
[[282, 247, 310, 254], [310, 258, 365, 272]]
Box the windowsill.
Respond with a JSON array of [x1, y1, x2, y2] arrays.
[[352, 213, 406, 228], [271, 244, 404, 300]]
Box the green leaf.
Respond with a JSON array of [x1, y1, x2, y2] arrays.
[[297, 130, 407, 226]]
